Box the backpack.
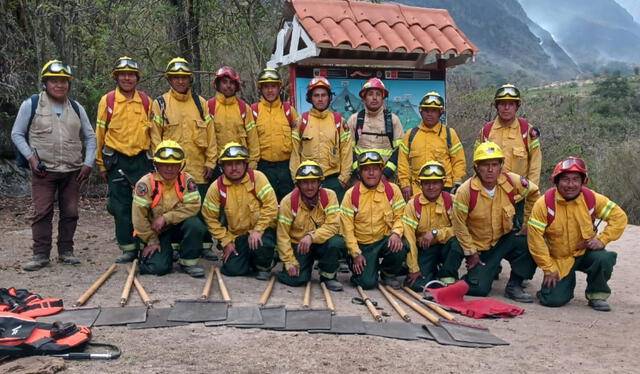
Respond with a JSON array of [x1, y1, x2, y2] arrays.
[[208, 97, 248, 123], [413, 192, 452, 221], [544, 187, 596, 226], [481, 118, 529, 148], [156, 90, 205, 124], [468, 173, 515, 213], [354, 109, 394, 147], [105, 89, 151, 130], [0, 288, 63, 318], [298, 111, 345, 138], [0, 312, 91, 359], [351, 180, 394, 215], [250, 102, 294, 127], [216, 169, 257, 209], [290, 187, 330, 218], [148, 172, 185, 209], [13, 94, 81, 168]]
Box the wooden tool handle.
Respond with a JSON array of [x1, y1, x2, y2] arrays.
[[258, 275, 276, 306], [302, 281, 312, 308], [200, 266, 216, 299], [385, 285, 439, 325], [357, 286, 382, 322], [378, 284, 411, 322], [320, 282, 335, 314], [402, 286, 455, 321], [213, 267, 231, 302], [74, 263, 117, 307], [120, 259, 138, 307], [133, 276, 152, 308]]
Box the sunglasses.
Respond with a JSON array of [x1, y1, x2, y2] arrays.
[[114, 59, 139, 70], [222, 146, 249, 158], [167, 62, 191, 73], [358, 151, 383, 164], [296, 165, 323, 178], [496, 86, 520, 98], [155, 147, 185, 161], [46, 62, 73, 75], [422, 165, 445, 177]]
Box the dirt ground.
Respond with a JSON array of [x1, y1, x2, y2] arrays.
[[0, 196, 638, 374]]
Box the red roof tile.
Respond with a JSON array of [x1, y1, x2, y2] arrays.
[[291, 0, 478, 57]]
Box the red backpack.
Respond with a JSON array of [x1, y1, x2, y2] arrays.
[[216, 169, 257, 209], [208, 97, 248, 122], [298, 111, 345, 138], [544, 187, 596, 226], [105, 90, 150, 129], [0, 288, 63, 318], [351, 180, 394, 215], [468, 173, 515, 213], [290, 188, 330, 218], [250, 102, 294, 127], [413, 192, 452, 221], [481, 118, 529, 148]]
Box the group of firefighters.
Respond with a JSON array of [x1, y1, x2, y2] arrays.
[[11, 57, 628, 312]]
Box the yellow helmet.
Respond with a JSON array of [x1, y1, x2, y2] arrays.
[[41, 60, 73, 80], [112, 56, 140, 77], [165, 57, 193, 76], [357, 150, 384, 167], [219, 142, 249, 162], [494, 84, 521, 103], [418, 161, 446, 181], [257, 68, 282, 85], [419, 91, 444, 110], [473, 142, 505, 163], [153, 140, 185, 164], [295, 161, 324, 181]]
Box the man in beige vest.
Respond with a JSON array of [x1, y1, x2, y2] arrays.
[[11, 60, 96, 271]]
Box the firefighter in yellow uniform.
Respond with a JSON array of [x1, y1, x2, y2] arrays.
[[474, 84, 541, 228], [131, 141, 206, 277], [528, 157, 627, 311], [290, 76, 352, 202], [403, 161, 463, 291], [252, 68, 299, 200], [150, 57, 217, 260], [452, 142, 539, 301], [347, 78, 404, 180], [276, 161, 344, 291], [341, 150, 407, 289], [95, 57, 153, 263], [398, 92, 466, 201], [209, 66, 259, 171], [202, 143, 278, 280]]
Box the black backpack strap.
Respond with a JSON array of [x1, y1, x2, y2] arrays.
[[446, 125, 451, 150], [191, 91, 205, 121], [383, 109, 394, 147], [354, 109, 366, 144], [156, 96, 168, 124]]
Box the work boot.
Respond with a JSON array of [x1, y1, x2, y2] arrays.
[[381, 275, 401, 290], [202, 249, 219, 261], [320, 277, 343, 292], [338, 262, 350, 273], [255, 271, 271, 281], [181, 264, 205, 278], [115, 251, 137, 263], [588, 299, 611, 312], [23, 255, 50, 271], [58, 252, 81, 265], [504, 281, 533, 303]]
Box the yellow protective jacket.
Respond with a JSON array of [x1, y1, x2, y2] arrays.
[[402, 194, 455, 273], [210, 92, 259, 169], [527, 189, 627, 279], [398, 122, 466, 190], [150, 89, 216, 184], [201, 170, 277, 247], [131, 171, 201, 245], [95, 88, 151, 172], [347, 107, 404, 171], [277, 188, 341, 270], [290, 108, 352, 184], [340, 181, 406, 257], [474, 117, 542, 185], [452, 172, 539, 255], [254, 98, 299, 162]]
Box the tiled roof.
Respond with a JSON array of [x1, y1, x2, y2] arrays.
[[292, 0, 478, 57]]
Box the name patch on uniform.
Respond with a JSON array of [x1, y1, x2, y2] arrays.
[[136, 183, 148, 196], [187, 178, 198, 192], [529, 127, 540, 139]]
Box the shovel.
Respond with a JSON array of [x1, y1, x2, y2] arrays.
[[119, 259, 138, 307], [356, 286, 382, 322], [200, 266, 216, 300], [258, 275, 276, 306], [213, 267, 231, 303]]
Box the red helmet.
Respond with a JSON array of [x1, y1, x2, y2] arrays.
[[359, 78, 388, 99], [306, 76, 332, 103], [551, 157, 589, 184], [214, 66, 240, 86]]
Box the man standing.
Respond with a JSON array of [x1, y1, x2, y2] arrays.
[[95, 57, 153, 263], [276, 161, 344, 291], [11, 60, 96, 271], [131, 141, 206, 277], [251, 68, 299, 200], [528, 157, 627, 311], [202, 143, 278, 280], [209, 66, 259, 170], [290, 76, 352, 202], [150, 57, 217, 260], [403, 161, 463, 291], [347, 78, 404, 180], [398, 92, 466, 201], [452, 142, 539, 301], [340, 150, 407, 289]]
